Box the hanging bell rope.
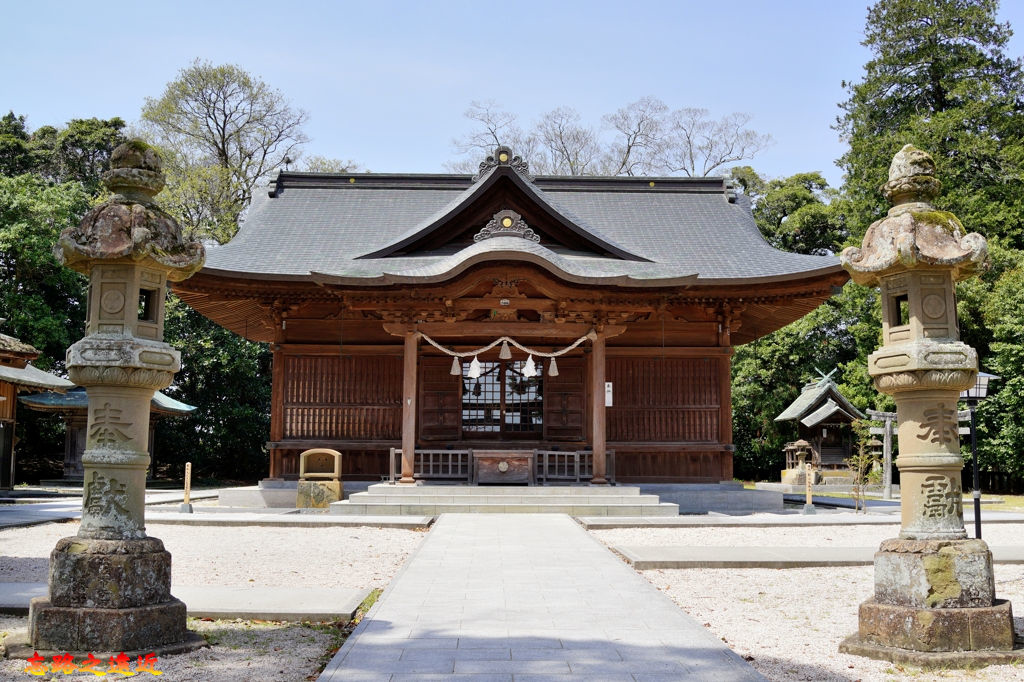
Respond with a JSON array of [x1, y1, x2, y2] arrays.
[[424, 331, 593, 377]]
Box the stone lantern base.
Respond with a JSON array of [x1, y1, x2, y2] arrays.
[[22, 537, 203, 653], [839, 538, 1023, 666]]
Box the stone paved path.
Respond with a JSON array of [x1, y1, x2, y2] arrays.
[[319, 513, 763, 681]]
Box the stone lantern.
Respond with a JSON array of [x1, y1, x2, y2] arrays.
[[838, 145, 1018, 664], [24, 141, 205, 654]]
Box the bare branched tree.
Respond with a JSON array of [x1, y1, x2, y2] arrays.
[[448, 97, 772, 178], [602, 96, 668, 176], [141, 59, 310, 228], [534, 107, 601, 175], [660, 109, 773, 177]]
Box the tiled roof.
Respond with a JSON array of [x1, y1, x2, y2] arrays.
[[204, 166, 842, 286], [0, 363, 74, 392], [775, 377, 865, 423], [20, 386, 195, 414], [0, 332, 38, 356], [801, 398, 860, 427]]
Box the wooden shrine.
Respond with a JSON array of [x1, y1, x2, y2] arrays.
[[174, 147, 848, 483]]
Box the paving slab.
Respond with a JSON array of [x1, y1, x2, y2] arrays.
[[0, 582, 366, 622], [613, 544, 1024, 569], [318, 513, 763, 681]]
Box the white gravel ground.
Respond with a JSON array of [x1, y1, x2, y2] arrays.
[[592, 522, 1024, 681], [0, 519, 425, 589], [0, 520, 423, 681], [3, 518, 1023, 681]]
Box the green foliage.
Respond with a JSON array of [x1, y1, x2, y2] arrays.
[[141, 59, 309, 238], [0, 173, 89, 366], [40, 117, 127, 190], [0, 173, 91, 482], [156, 295, 271, 481], [0, 112, 35, 176], [976, 252, 1024, 472], [750, 171, 849, 255], [837, 0, 1024, 484], [731, 283, 884, 480], [837, 0, 1024, 246], [845, 419, 880, 513]]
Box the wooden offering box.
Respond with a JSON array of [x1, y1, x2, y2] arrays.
[[474, 450, 534, 485]]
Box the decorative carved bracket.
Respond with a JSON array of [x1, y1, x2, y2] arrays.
[[474, 210, 540, 244]]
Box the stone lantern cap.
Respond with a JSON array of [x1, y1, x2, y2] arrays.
[[54, 141, 205, 280], [840, 145, 987, 287]]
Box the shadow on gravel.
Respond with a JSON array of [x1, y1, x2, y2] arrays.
[[747, 654, 860, 681], [0, 556, 49, 582]]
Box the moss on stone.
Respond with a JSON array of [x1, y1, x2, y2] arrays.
[[911, 210, 965, 235], [922, 553, 963, 607]]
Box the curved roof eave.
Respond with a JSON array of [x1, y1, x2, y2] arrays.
[[193, 258, 845, 289], [354, 166, 652, 262], [311, 248, 698, 288]]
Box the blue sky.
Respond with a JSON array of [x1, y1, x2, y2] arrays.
[[5, 1, 1024, 187]]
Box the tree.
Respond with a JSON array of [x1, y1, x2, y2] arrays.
[[448, 97, 771, 177], [837, 0, 1024, 481], [751, 171, 849, 255], [659, 108, 772, 177], [299, 155, 364, 173], [0, 112, 35, 176], [731, 284, 883, 480], [155, 296, 271, 481], [836, 0, 1024, 246], [141, 59, 309, 233], [0, 174, 90, 366], [38, 117, 127, 190]]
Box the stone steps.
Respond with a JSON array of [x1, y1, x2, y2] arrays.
[[329, 484, 678, 517], [348, 493, 664, 505], [361, 484, 642, 496]]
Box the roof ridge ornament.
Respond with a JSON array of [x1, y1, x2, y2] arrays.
[[474, 209, 540, 243], [474, 145, 534, 182]]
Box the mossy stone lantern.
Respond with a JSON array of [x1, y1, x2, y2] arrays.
[[838, 146, 1020, 665], [21, 141, 206, 656]]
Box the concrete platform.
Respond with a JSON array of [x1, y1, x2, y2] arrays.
[[318, 513, 762, 681], [145, 511, 433, 529], [0, 583, 367, 622], [577, 509, 1024, 529], [612, 544, 1024, 569]]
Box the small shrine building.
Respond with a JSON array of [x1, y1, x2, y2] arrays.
[[775, 374, 865, 470], [0, 331, 74, 488], [20, 387, 195, 482], [173, 147, 848, 483]]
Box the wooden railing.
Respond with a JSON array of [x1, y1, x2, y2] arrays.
[[535, 449, 615, 484], [388, 448, 473, 482], [386, 447, 615, 484]]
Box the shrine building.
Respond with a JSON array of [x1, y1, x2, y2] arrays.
[[173, 147, 848, 484]]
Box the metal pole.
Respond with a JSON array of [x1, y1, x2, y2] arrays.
[[971, 405, 981, 539]]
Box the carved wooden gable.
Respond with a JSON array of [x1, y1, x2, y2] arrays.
[[358, 162, 648, 261]]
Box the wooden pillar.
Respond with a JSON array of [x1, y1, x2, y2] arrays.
[[590, 333, 607, 485], [718, 353, 734, 481], [268, 345, 286, 479], [399, 331, 418, 484]]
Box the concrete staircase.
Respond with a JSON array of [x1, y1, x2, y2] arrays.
[[329, 483, 679, 517]]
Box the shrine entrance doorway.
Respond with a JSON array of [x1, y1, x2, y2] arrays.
[[461, 358, 544, 439]]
